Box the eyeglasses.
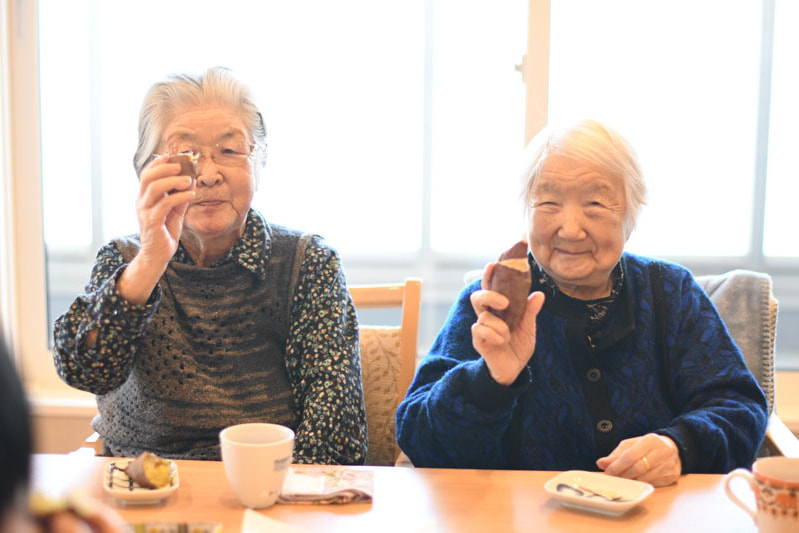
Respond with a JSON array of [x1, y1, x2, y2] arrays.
[[155, 140, 261, 167]]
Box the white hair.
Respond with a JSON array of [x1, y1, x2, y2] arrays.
[[521, 119, 647, 238], [133, 67, 267, 178]]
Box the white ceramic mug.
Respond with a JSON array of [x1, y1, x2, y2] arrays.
[[724, 456, 799, 533], [219, 423, 295, 509]]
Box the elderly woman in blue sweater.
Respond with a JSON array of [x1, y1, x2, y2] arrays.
[[53, 67, 367, 464], [396, 120, 768, 486]]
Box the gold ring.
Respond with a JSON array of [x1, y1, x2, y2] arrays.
[[642, 456, 650, 472]]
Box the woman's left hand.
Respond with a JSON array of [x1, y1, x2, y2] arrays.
[[38, 509, 126, 533], [31, 491, 126, 533], [596, 433, 681, 487]]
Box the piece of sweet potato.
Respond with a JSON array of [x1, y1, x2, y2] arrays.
[[488, 241, 530, 331], [124, 451, 172, 489], [168, 152, 198, 179]]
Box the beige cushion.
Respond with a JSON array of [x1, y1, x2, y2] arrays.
[[359, 326, 402, 466]]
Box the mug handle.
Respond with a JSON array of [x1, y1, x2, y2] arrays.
[[724, 468, 757, 521]]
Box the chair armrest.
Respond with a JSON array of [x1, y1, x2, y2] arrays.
[[765, 413, 799, 458]]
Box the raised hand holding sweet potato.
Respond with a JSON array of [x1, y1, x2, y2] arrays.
[[470, 242, 545, 385]]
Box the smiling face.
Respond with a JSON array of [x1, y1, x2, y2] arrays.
[[159, 104, 256, 247], [527, 153, 627, 300]]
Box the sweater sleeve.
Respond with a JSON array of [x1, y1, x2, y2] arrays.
[[654, 268, 768, 473], [52, 242, 160, 394], [284, 236, 368, 465], [395, 281, 530, 468]]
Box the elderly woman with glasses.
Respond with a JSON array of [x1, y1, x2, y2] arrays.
[[396, 120, 768, 486], [53, 67, 367, 464]]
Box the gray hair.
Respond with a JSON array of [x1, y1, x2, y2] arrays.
[[521, 119, 647, 238], [133, 67, 267, 178]]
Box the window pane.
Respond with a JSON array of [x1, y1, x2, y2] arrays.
[[41, 0, 425, 258], [764, 0, 799, 258], [549, 0, 762, 257], [40, 0, 93, 250], [430, 1, 528, 255]]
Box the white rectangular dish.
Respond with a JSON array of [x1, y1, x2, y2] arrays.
[[544, 470, 654, 516]]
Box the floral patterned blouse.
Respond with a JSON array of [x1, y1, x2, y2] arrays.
[[53, 209, 367, 464]]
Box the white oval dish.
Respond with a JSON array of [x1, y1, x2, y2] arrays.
[[103, 459, 179, 505], [544, 470, 654, 516]]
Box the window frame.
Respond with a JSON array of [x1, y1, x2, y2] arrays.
[[2, 0, 87, 398], [525, 0, 799, 317]]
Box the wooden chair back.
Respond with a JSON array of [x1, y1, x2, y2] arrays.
[[351, 278, 422, 465]]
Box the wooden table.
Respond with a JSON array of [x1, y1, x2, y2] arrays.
[[31, 453, 757, 532]]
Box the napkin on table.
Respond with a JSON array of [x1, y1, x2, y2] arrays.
[[277, 465, 373, 504]]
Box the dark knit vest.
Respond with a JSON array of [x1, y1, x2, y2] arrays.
[[95, 223, 305, 460]]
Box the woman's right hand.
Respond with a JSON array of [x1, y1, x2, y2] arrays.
[[135, 156, 196, 267], [80, 157, 195, 347], [115, 157, 196, 306], [470, 264, 545, 386], [30, 492, 126, 533]]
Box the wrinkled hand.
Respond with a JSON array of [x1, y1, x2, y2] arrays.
[[136, 156, 196, 268], [39, 508, 126, 533], [470, 263, 545, 386], [109, 157, 197, 308], [596, 433, 681, 487], [31, 492, 126, 533]]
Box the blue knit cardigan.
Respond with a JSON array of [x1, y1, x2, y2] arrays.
[[396, 253, 768, 473]]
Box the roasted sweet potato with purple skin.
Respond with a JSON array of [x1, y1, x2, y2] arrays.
[[168, 152, 198, 179], [123, 451, 171, 489], [488, 241, 530, 331]]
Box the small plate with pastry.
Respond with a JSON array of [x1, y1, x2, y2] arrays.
[[103, 452, 179, 505]]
